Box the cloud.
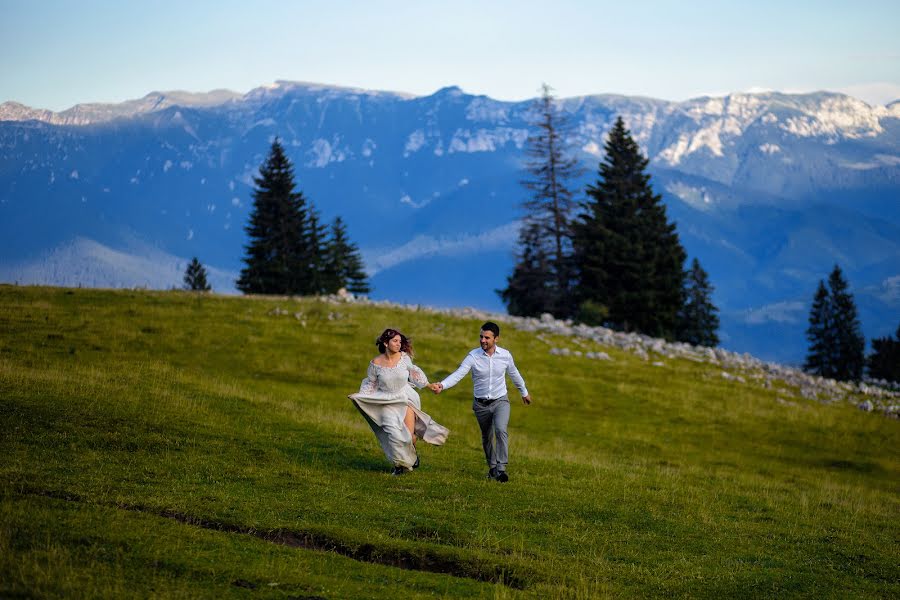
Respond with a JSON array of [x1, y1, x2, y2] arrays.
[[870, 275, 900, 304], [399, 194, 431, 209], [364, 221, 520, 275], [742, 301, 806, 325]]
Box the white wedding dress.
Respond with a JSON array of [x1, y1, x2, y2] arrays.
[[348, 353, 449, 470]]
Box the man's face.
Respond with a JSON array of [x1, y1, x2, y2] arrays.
[[480, 330, 497, 353]]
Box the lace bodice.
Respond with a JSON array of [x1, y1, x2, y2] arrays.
[[358, 353, 429, 395]]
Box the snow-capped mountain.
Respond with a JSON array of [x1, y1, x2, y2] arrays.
[[0, 89, 242, 126], [1, 81, 898, 362]]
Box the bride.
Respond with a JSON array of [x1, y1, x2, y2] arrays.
[[348, 328, 449, 475]]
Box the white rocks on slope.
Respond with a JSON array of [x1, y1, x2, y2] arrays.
[[314, 293, 899, 418]]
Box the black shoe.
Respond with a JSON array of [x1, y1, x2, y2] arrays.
[[390, 466, 407, 476], [413, 456, 420, 469], [486, 468, 498, 480], [496, 471, 509, 483]]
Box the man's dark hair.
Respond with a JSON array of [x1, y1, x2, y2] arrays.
[[481, 321, 500, 337]]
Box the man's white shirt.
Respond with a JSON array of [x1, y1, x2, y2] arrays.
[[439, 346, 528, 399]]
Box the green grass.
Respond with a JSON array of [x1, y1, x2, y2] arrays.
[[1, 284, 897, 598]]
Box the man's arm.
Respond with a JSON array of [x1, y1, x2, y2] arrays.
[[435, 353, 474, 393], [507, 353, 531, 404]]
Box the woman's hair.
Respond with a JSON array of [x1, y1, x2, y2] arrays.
[[376, 328, 413, 356]]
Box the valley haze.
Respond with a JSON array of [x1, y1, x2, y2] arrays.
[[1, 81, 898, 364]]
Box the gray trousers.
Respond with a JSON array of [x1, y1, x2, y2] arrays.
[[472, 395, 510, 473]]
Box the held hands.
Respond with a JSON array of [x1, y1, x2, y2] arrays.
[[427, 382, 524, 401]]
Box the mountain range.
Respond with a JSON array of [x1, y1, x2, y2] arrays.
[[1, 81, 898, 363]]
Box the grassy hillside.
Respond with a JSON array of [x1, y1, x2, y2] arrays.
[[1, 285, 897, 598]]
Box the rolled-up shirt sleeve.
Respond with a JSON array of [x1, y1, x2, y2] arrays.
[[507, 353, 528, 397], [440, 354, 474, 390]]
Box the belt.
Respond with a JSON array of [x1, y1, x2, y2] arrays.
[[474, 397, 498, 405]]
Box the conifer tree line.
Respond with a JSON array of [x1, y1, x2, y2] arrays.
[[237, 139, 370, 296], [500, 85, 718, 345], [867, 324, 900, 383], [500, 86, 894, 380], [804, 265, 898, 383], [803, 265, 865, 381]]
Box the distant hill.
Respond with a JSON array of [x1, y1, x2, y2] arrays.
[[1, 81, 898, 362]]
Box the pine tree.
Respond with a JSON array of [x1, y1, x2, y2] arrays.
[[323, 217, 370, 295], [867, 323, 900, 383], [345, 252, 371, 296], [305, 206, 329, 294], [499, 221, 556, 317], [828, 265, 865, 381], [804, 280, 832, 376], [321, 220, 343, 294], [804, 265, 865, 381], [677, 258, 719, 347], [573, 117, 687, 338], [499, 84, 581, 318], [237, 139, 312, 295], [183, 257, 211, 292]]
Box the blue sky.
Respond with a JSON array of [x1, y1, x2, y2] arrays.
[[3, 0, 899, 111]]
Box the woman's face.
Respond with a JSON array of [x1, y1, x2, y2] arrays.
[[386, 334, 402, 354]]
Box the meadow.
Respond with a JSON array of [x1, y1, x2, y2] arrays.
[[1, 285, 897, 598]]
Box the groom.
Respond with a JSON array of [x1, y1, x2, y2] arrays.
[[431, 321, 531, 482]]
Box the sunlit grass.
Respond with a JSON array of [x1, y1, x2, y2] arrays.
[[1, 284, 897, 598]]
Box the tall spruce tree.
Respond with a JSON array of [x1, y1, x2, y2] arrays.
[[828, 265, 865, 381], [677, 258, 719, 347], [345, 253, 371, 296], [499, 221, 556, 317], [804, 280, 833, 376], [324, 217, 370, 295], [237, 139, 312, 295], [573, 117, 687, 338], [183, 257, 211, 292], [305, 206, 329, 294], [321, 217, 345, 294], [804, 265, 865, 381], [867, 323, 900, 383], [499, 84, 581, 318]]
